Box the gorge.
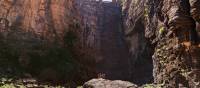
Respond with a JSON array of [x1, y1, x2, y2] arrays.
[[0, 0, 200, 88]]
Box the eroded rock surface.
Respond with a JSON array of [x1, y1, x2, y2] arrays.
[[122, 0, 200, 87], [145, 0, 200, 87], [122, 0, 153, 84], [0, 0, 77, 40]]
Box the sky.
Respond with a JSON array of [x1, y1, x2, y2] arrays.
[[103, 0, 112, 1]]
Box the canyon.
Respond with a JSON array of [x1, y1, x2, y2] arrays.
[[0, 0, 199, 88]]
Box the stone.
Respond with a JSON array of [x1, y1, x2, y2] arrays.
[[122, 0, 154, 84], [190, 0, 200, 22], [75, 0, 131, 80], [121, 0, 200, 87], [83, 78, 138, 88]]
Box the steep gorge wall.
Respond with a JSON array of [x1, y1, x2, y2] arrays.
[[146, 0, 200, 87], [0, 0, 90, 84], [75, 0, 131, 81], [122, 0, 153, 84], [0, 0, 132, 84], [97, 2, 130, 80], [0, 0, 77, 40], [122, 0, 200, 87], [75, 0, 102, 70]]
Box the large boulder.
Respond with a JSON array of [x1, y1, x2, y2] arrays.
[[83, 78, 138, 88]]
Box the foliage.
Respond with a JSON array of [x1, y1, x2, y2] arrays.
[[144, 7, 148, 17], [0, 26, 79, 82], [197, 16, 200, 22], [159, 26, 165, 35], [0, 84, 16, 88], [0, 20, 93, 87], [143, 84, 162, 88], [28, 44, 77, 78], [64, 30, 77, 47]]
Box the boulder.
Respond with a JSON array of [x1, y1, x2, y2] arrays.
[[83, 79, 138, 88]]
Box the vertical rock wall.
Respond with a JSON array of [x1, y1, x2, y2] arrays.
[[0, 0, 87, 84], [145, 0, 200, 87], [75, 0, 102, 67], [0, 0, 77, 40], [98, 2, 130, 80], [122, 0, 200, 87], [122, 0, 154, 85], [75, 0, 131, 81]]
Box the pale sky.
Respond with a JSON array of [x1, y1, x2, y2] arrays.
[[103, 0, 112, 1]]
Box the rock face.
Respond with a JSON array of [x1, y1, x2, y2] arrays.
[[0, 0, 131, 83], [0, 0, 85, 83], [122, 0, 153, 84], [0, 0, 77, 40], [83, 78, 138, 88], [146, 0, 200, 87], [75, 0, 131, 80], [74, 0, 103, 76], [96, 2, 130, 81], [122, 0, 200, 87], [0, 0, 131, 84]]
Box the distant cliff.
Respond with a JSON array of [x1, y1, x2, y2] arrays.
[[75, 0, 131, 80]]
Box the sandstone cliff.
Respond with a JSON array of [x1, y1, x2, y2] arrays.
[[75, 0, 131, 81], [122, 0, 153, 84], [0, 0, 77, 40], [0, 0, 131, 86], [122, 0, 200, 87]]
